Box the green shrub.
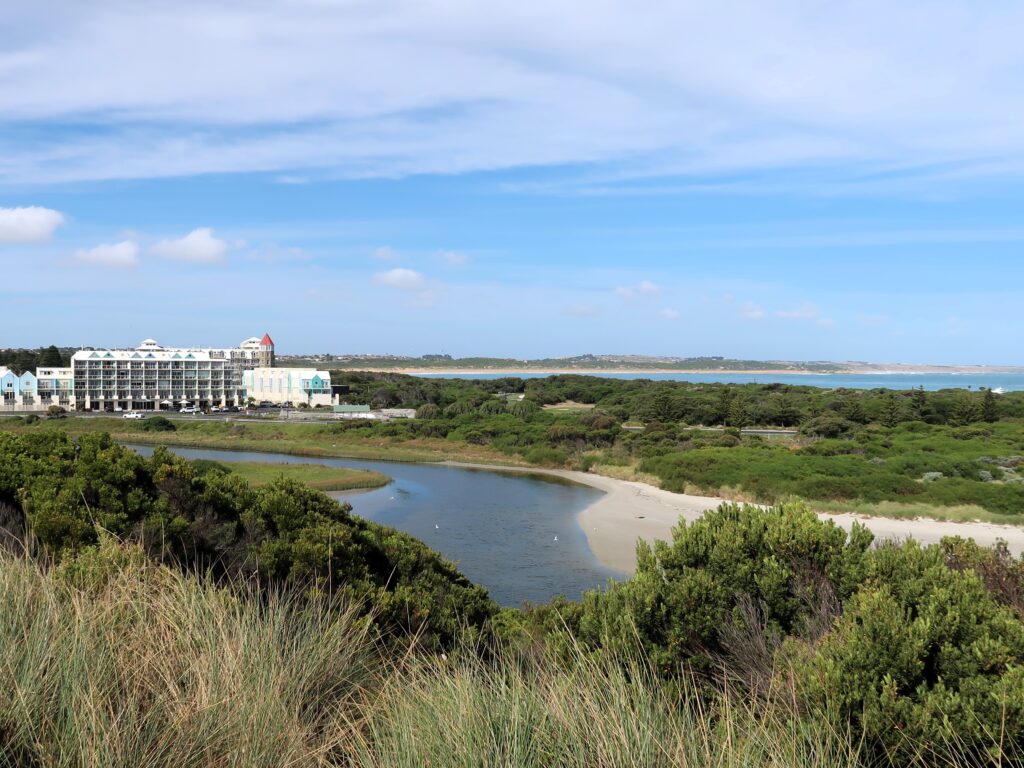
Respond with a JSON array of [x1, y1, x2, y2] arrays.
[[800, 415, 857, 439], [566, 502, 873, 675], [140, 415, 177, 432], [523, 446, 568, 467], [792, 541, 1024, 764]]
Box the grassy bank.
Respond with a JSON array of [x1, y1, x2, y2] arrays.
[[0, 415, 528, 466], [215, 460, 390, 492]]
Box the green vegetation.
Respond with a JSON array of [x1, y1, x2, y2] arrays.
[[0, 344, 69, 373], [0, 430, 491, 649], [205, 459, 390, 491], [9, 371, 1024, 522], [2, 429, 1024, 765]]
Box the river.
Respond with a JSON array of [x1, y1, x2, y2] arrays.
[[127, 444, 620, 607]]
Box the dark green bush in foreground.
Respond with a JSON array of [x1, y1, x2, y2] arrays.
[[518, 503, 1024, 765], [0, 430, 494, 649]]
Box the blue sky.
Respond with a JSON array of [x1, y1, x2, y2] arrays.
[[2, 0, 1024, 364]]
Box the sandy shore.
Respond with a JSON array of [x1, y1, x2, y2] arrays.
[[444, 462, 1024, 574]]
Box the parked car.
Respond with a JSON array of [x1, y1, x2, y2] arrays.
[[122, 411, 144, 420], [209, 406, 221, 412], [179, 406, 201, 414]]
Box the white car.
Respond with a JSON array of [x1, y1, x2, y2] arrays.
[[179, 406, 201, 414], [122, 411, 144, 420]]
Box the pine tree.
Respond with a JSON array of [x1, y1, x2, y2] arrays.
[[881, 394, 903, 428], [981, 388, 999, 423], [910, 386, 927, 420], [949, 393, 980, 427], [727, 396, 751, 429]]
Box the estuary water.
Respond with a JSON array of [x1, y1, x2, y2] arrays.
[[417, 371, 1024, 391], [127, 444, 618, 607]]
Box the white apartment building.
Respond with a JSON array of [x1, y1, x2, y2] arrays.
[[72, 335, 275, 411], [36, 367, 75, 408], [242, 367, 334, 407]]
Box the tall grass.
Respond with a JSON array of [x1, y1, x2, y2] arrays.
[[1, 540, 1008, 767], [350, 646, 864, 768], [0, 539, 376, 767]]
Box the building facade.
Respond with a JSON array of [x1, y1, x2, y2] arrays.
[[36, 367, 74, 407], [71, 336, 274, 411], [0, 367, 37, 411], [242, 366, 333, 407]]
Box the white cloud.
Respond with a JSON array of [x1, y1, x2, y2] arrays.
[[70, 240, 139, 269], [6, 2, 1024, 187], [775, 304, 820, 321], [657, 308, 679, 321], [0, 206, 65, 243], [150, 228, 227, 263], [615, 280, 662, 299], [373, 267, 425, 290], [741, 302, 765, 320], [372, 246, 398, 261], [440, 250, 468, 266]]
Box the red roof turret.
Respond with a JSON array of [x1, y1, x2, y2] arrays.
[[260, 333, 274, 347]]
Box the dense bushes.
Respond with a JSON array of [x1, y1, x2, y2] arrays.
[[0, 431, 495, 648], [522, 503, 1024, 765], [791, 541, 1024, 763]]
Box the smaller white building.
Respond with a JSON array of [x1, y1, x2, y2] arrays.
[[243, 367, 334, 407], [36, 367, 75, 408]]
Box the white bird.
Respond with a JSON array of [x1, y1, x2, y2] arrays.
[[553, 535, 558, 542], [435, 524, 440, 529]]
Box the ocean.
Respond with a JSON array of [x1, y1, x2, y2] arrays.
[[415, 371, 1024, 391]]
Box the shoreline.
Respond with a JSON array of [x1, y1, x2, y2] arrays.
[[335, 366, 1024, 376], [441, 462, 1024, 574], [88, 431, 1024, 574]]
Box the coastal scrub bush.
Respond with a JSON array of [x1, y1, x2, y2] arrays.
[[524, 446, 568, 467], [140, 415, 176, 432], [800, 414, 858, 439], [790, 540, 1024, 764], [564, 502, 874, 675]]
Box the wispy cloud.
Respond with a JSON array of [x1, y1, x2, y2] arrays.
[[6, 2, 1024, 187], [615, 280, 662, 299], [70, 240, 139, 269], [373, 267, 425, 290], [372, 246, 398, 261], [741, 302, 764, 320], [0, 206, 64, 243], [775, 303, 835, 329], [439, 250, 469, 266], [657, 308, 680, 320]]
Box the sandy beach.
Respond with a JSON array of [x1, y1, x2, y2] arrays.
[[446, 462, 1024, 574]]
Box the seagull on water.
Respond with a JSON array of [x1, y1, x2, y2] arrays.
[[435, 524, 440, 529], [553, 535, 558, 542]]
